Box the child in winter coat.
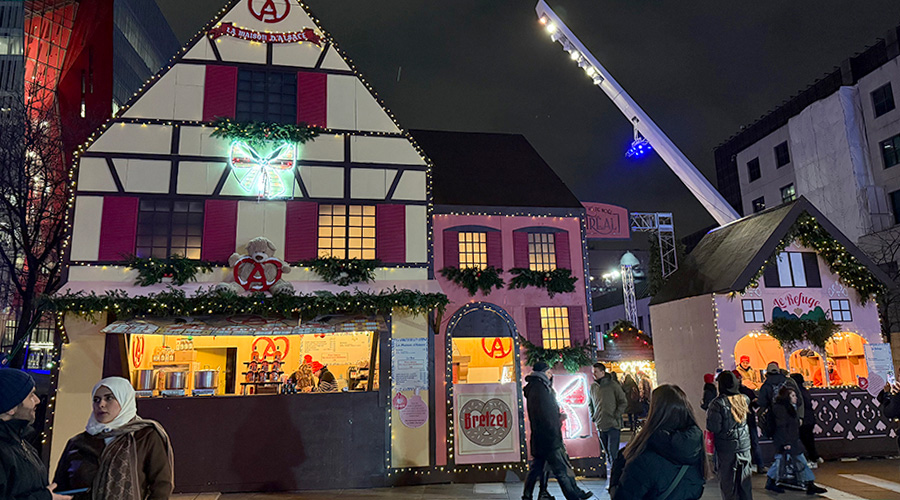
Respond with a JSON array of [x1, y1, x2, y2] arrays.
[[765, 386, 826, 495], [706, 371, 751, 500]]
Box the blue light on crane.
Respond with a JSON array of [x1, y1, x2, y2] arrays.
[[626, 136, 653, 158]]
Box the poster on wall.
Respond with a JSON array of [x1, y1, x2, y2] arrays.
[[454, 383, 521, 464], [864, 343, 896, 396], [392, 337, 428, 392]]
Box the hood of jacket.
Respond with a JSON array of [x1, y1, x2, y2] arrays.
[[524, 372, 552, 397], [647, 424, 703, 466], [764, 372, 786, 386], [0, 418, 32, 443]]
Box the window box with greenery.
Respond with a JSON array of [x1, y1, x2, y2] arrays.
[[439, 266, 505, 296], [507, 268, 577, 298], [124, 255, 214, 286]]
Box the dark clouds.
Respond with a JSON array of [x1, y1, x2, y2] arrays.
[[155, 0, 900, 236]]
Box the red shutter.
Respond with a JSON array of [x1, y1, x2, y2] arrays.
[[376, 204, 406, 264], [568, 306, 586, 344], [486, 231, 502, 269], [525, 307, 543, 345], [443, 231, 459, 269], [201, 200, 238, 263], [284, 201, 319, 262], [297, 72, 327, 128], [513, 231, 529, 269], [203, 65, 238, 121], [555, 231, 571, 269], [98, 197, 138, 261]]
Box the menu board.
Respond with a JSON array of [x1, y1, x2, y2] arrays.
[[392, 337, 428, 392], [864, 343, 896, 395], [298, 332, 372, 365]]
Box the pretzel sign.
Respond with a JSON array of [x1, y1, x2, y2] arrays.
[[233, 256, 283, 292]]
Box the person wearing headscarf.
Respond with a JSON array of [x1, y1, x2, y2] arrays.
[[706, 371, 751, 500], [54, 377, 174, 500]]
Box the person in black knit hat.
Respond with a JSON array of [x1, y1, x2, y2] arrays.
[[1, 368, 72, 499]]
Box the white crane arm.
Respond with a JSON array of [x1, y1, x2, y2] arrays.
[[535, 0, 740, 225]]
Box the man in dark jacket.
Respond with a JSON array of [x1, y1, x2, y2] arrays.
[[0, 368, 70, 500], [790, 373, 820, 465], [589, 363, 626, 479], [757, 363, 803, 422], [523, 363, 592, 500]]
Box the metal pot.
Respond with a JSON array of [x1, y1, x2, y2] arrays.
[[194, 369, 219, 389], [133, 370, 156, 391], [164, 371, 187, 390]]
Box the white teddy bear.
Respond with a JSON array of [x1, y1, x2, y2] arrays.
[[216, 237, 294, 295]]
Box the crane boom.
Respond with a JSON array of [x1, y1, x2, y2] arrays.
[[535, 1, 740, 226]]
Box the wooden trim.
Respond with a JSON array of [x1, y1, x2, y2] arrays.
[[73, 190, 430, 206], [105, 157, 124, 192], [314, 41, 331, 69], [209, 36, 223, 62], [169, 124, 180, 194], [176, 58, 354, 76], [266, 42, 273, 65], [385, 169, 404, 200]]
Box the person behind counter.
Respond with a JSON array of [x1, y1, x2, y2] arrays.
[[311, 362, 338, 392], [54, 377, 174, 500], [288, 362, 315, 392]]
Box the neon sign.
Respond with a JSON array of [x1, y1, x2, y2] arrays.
[[228, 140, 296, 199], [556, 375, 590, 440]]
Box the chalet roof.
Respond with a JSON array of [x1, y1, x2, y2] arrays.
[[409, 130, 583, 210], [650, 197, 893, 305]]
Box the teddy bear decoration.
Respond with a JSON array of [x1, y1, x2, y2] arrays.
[[216, 237, 294, 295]]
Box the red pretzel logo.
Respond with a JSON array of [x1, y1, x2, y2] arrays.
[[248, 0, 290, 23], [252, 336, 290, 360], [481, 337, 512, 359], [234, 256, 283, 292], [131, 335, 145, 367]]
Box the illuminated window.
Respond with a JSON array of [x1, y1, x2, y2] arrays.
[[752, 197, 765, 213], [742, 299, 764, 323], [882, 134, 900, 169], [780, 184, 796, 203], [540, 307, 570, 349], [528, 233, 557, 271], [136, 200, 203, 259], [458, 232, 487, 269], [317, 205, 375, 259], [830, 299, 852, 321]]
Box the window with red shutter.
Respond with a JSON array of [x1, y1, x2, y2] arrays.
[[554, 231, 571, 269], [201, 200, 238, 263], [567, 306, 585, 344], [486, 231, 502, 268], [297, 72, 327, 128], [375, 204, 406, 263], [203, 65, 238, 121], [98, 197, 139, 261], [284, 201, 318, 262], [524, 307, 542, 345], [442, 230, 459, 269]]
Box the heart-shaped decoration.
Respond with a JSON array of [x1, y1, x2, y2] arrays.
[[840, 391, 848, 400], [833, 423, 844, 433], [876, 421, 887, 431], [855, 422, 866, 433], [813, 424, 823, 434], [811, 400, 818, 410], [460, 397, 513, 447], [851, 398, 861, 408], [829, 399, 840, 409]]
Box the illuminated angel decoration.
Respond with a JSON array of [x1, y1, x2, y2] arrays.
[[228, 141, 296, 199], [557, 375, 590, 440]]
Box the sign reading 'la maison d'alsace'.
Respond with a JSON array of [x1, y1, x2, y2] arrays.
[[208, 22, 322, 46], [582, 202, 630, 240]]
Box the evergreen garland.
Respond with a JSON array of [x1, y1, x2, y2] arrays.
[[519, 335, 593, 373], [45, 287, 449, 321], [507, 268, 577, 298], [298, 257, 380, 286], [124, 255, 214, 286], [763, 316, 841, 351], [210, 117, 321, 146], [746, 212, 885, 304], [439, 266, 505, 296]]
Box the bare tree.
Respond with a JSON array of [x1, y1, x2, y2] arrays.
[[858, 228, 900, 336], [0, 86, 71, 368]]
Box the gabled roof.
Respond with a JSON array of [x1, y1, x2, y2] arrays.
[[650, 197, 893, 305], [409, 130, 582, 210]]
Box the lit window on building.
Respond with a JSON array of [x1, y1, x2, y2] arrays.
[[540, 307, 570, 349], [781, 184, 796, 203], [317, 205, 376, 260], [882, 134, 900, 169], [458, 232, 487, 269], [752, 196, 765, 213], [528, 233, 557, 271], [136, 200, 203, 259]]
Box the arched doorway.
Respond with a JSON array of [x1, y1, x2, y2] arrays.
[[733, 332, 783, 387], [446, 303, 525, 465]]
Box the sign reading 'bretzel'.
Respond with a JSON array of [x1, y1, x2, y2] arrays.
[[460, 398, 512, 447]]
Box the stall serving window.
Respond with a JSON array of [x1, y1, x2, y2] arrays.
[[125, 324, 380, 397], [451, 337, 515, 384]]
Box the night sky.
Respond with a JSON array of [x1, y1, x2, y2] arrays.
[[155, 0, 900, 238]]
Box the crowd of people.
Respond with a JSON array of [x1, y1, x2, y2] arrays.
[[1, 368, 173, 500], [522, 359, 900, 500]]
